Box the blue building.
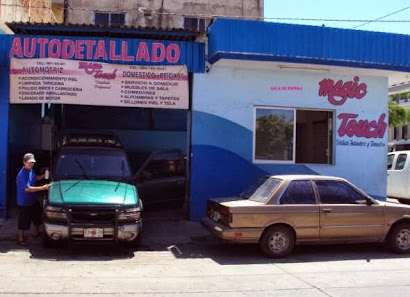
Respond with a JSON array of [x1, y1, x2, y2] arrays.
[[1, 19, 410, 221]]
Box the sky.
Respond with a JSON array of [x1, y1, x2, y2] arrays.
[[264, 0, 410, 35]]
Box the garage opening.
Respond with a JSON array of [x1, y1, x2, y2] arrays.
[[7, 103, 190, 217]]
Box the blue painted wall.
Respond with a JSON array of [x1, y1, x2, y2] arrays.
[[190, 64, 388, 221]]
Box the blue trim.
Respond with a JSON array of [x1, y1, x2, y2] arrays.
[[209, 18, 410, 72], [0, 66, 9, 219]]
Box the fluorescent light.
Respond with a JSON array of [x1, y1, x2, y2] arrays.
[[278, 65, 330, 72]]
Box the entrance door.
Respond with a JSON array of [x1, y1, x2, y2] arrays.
[[315, 180, 385, 240]]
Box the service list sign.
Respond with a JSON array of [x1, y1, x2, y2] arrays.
[[9, 58, 189, 109]]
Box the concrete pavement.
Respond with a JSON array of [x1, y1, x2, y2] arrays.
[[1, 204, 410, 296]]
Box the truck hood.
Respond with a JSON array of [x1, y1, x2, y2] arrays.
[[49, 180, 139, 206]]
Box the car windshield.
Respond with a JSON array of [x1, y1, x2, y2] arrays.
[[239, 176, 270, 198], [54, 150, 131, 180], [247, 178, 282, 203]]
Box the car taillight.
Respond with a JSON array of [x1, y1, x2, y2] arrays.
[[220, 210, 232, 225]]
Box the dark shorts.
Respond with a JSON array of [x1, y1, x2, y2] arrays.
[[18, 202, 43, 230]]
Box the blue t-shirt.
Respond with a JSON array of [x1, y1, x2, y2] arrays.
[[16, 167, 37, 206]]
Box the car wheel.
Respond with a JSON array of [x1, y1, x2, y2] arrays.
[[398, 199, 410, 205], [259, 225, 295, 258], [125, 232, 142, 249], [388, 223, 410, 254], [42, 232, 57, 248]]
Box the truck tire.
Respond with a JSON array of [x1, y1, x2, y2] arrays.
[[42, 232, 57, 248], [388, 223, 410, 254], [259, 225, 295, 258]]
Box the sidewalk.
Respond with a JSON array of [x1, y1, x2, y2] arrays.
[[0, 208, 212, 247]]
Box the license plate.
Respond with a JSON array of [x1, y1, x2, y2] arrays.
[[84, 228, 103, 238], [212, 211, 220, 222]]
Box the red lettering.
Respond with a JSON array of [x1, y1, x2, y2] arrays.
[[75, 40, 85, 59], [109, 41, 121, 61], [23, 38, 36, 58], [166, 43, 180, 63], [338, 113, 387, 139], [48, 39, 61, 58], [151, 43, 165, 62], [9, 38, 23, 58], [136, 42, 150, 62], [319, 77, 368, 106], [62, 39, 75, 59], [84, 40, 96, 59], [121, 41, 134, 62], [94, 40, 107, 60], [37, 38, 49, 58]]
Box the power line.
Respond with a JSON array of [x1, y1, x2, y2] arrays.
[[1, 3, 410, 23], [353, 6, 410, 28]]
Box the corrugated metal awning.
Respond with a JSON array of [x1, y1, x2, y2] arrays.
[[6, 22, 205, 41]]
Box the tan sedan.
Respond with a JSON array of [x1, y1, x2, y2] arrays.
[[201, 175, 410, 257]]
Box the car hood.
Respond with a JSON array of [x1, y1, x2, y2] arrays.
[[49, 180, 138, 206]]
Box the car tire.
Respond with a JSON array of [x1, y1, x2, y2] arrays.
[[388, 223, 410, 254], [398, 199, 410, 205], [259, 225, 295, 258], [42, 232, 57, 248]]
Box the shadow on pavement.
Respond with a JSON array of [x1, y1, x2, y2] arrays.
[[168, 240, 410, 265]]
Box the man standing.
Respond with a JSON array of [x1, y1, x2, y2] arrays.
[[16, 153, 51, 246]]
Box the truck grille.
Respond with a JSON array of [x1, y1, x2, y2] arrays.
[[69, 207, 117, 223]]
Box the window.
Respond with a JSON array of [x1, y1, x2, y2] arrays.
[[387, 154, 395, 170], [140, 151, 185, 181], [254, 108, 294, 161], [254, 107, 333, 164], [248, 178, 282, 203], [395, 154, 407, 170], [95, 12, 125, 26], [280, 180, 316, 204], [315, 181, 364, 204], [183, 17, 206, 31]]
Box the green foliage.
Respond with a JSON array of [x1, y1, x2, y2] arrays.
[[255, 114, 293, 160], [389, 99, 410, 127]]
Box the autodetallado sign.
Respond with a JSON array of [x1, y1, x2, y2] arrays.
[[9, 58, 189, 109]]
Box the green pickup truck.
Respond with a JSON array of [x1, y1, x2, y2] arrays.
[[43, 146, 142, 247]]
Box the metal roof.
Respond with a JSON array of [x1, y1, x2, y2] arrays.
[[208, 18, 410, 73], [6, 22, 205, 41]]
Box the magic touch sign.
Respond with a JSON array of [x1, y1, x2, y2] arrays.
[[10, 58, 189, 109]]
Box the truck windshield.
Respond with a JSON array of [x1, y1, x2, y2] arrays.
[[55, 150, 132, 180], [247, 178, 282, 203]]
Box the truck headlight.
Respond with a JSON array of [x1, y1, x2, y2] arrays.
[[118, 207, 141, 221], [45, 205, 67, 221]]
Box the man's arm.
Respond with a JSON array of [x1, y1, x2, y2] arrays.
[[25, 184, 51, 193]]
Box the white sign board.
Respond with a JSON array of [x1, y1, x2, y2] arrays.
[[9, 58, 189, 109]]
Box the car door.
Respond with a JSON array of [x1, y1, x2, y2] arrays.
[[314, 180, 385, 240], [277, 180, 320, 240], [387, 153, 409, 199], [135, 150, 185, 208], [386, 153, 396, 197]]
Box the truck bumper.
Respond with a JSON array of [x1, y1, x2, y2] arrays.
[[44, 220, 142, 243]]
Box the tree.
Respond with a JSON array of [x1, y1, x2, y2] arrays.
[[389, 98, 410, 128]]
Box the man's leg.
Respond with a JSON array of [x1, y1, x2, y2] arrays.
[[31, 202, 43, 237], [18, 206, 31, 244]]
